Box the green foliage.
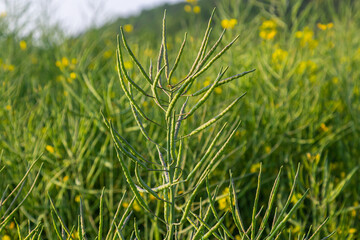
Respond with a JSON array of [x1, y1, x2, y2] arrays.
[[0, 0, 359, 239]]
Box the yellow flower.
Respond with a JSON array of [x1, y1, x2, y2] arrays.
[[124, 24, 133, 33], [5, 105, 11, 111], [320, 123, 329, 132], [296, 60, 317, 75], [184, 5, 192, 13], [142, 101, 149, 107], [217, 188, 230, 210], [272, 48, 288, 62], [272, 48, 288, 69], [349, 228, 357, 234], [62, 57, 69, 67], [317, 23, 327, 30], [19, 40, 27, 50], [290, 225, 301, 233], [296, 27, 317, 49], [214, 87, 222, 94], [291, 193, 303, 204], [186, 0, 197, 3], [8, 64, 14, 71], [3, 64, 15, 71], [193, 6, 201, 14], [259, 19, 277, 40], [8, 222, 15, 230], [327, 22, 334, 29], [0, 12, 6, 18], [124, 61, 133, 70], [71, 231, 79, 239], [317, 22, 334, 30], [70, 72, 77, 79], [46, 145, 55, 153], [265, 146, 271, 154], [75, 195, 81, 203], [203, 79, 211, 87], [235, 235, 241, 240], [122, 202, 129, 208], [2, 235, 11, 240], [71, 58, 77, 65], [133, 200, 141, 212], [332, 77, 339, 84], [55, 61, 61, 68], [63, 175, 69, 182], [351, 209, 356, 217], [221, 18, 238, 29], [261, 20, 276, 29], [295, 31, 303, 38], [250, 163, 261, 173]]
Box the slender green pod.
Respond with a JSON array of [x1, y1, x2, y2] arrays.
[[191, 209, 223, 240], [229, 171, 248, 239], [105, 192, 126, 240], [134, 219, 141, 240], [165, 75, 195, 120], [79, 198, 87, 240], [102, 113, 161, 167], [130, 102, 153, 142], [187, 8, 215, 78], [98, 187, 105, 240], [255, 167, 282, 240], [48, 194, 72, 238], [191, 69, 256, 97], [135, 163, 170, 203], [174, 97, 188, 140], [0, 165, 42, 231], [183, 93, 245, 139], [168, 32, 187, 84], [183, 67, 228, 120], [152, 65, 166, 110], [265, 189, 309, 240], [273, 164, 300, 227], [206, 179, 234, 239], [195, 29, 225, 73], [116, 50, 151, 122], [202, 212, 228, 239], [251, 164, 262, 240], [179, 170, 209, 224], [186, 123, 227, 181], [173, 139, 183, 180], [117, 35, 153, 98], [120, 27, 152, 85], [117, 197, 135, 230], [161, 10, 170, 80], [191, 35, 240, 81], [114, 148, 152, 215], [109, 123, 148, 169]]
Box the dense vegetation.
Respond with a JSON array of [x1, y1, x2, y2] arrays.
[[0, 0, 359, 239]]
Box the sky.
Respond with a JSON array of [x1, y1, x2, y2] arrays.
[[0, 0, 183, 34]]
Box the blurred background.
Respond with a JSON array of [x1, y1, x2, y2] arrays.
[[0, 0, 184, 35]]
